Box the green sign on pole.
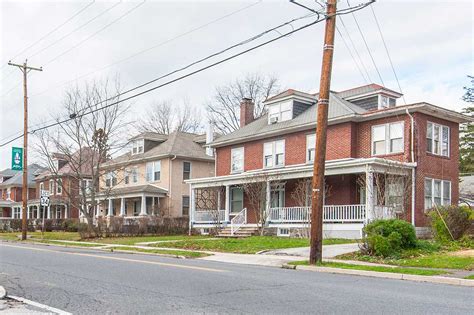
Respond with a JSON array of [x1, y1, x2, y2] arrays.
[[11, 147, 23, 171]]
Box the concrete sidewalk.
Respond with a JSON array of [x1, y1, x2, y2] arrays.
[[261, 243, 359, 258]]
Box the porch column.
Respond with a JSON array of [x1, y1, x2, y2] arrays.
[[224, 185, 230, 222], [265, 181, 271, 212], [95, 203, 100, 217], [108, 198, 113, 216], [64, 204, 68, 219], [366, 170, 374, 222], [11, 207, 15, 219], [190, 188, 195, 222], [120, 198, 125, 216], [140, 194, 147, 216], [27, 206, 30, 219], [47, 205, 51, 219]]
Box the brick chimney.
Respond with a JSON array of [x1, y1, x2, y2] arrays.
[[240, 97, 254, 128]]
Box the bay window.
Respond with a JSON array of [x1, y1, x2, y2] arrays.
[[231, 147, 244, 173], [427, 122, 449, 157], [424, 178, 451, 210], [371, 122, 404, 155], [264, 140, 285, 168]]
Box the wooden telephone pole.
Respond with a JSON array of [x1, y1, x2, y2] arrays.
[[309, 0, 337, 264], [8, 60, 42, 241]]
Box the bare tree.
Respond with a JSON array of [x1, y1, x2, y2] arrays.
[[291, 179, 312, 238], [34, 77, 130, 234], [194, 187, 224, 234], [207, 73, 280, 134], [136, 100, 202, 135]]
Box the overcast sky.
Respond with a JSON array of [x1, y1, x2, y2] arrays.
[[0, 0, 472, 170]]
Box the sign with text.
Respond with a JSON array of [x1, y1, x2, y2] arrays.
[[11, 147, 23, 171]]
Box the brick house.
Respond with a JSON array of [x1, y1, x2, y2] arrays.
[[0, 164, 45, 219], [187, 84, 473, 238], [95, 131, 214, 220]]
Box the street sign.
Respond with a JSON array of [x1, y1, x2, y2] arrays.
[[40, 190, 50, 197], [40, 190, 50, 207], [11, 147, 23, 171]]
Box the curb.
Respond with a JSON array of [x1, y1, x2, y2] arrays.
[[8, 295, 72, 315], [283, 264, 474, 287]]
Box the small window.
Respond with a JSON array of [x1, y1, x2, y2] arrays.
[[277, 228, 290, 237], [182, 196, 190, 216], [183, 162, 191, 180], [424, 178, 451, 210], [200, 228, 210, 235], [427, 122, 450, 157], [306, 134, 316, 162], [231, 147, 244, 173], [372, 122, 404, 156], [264, 140, 285, 168], [56, 179, 62, 195], [131, 139, 144, 155], [268, 100, 293, 124]]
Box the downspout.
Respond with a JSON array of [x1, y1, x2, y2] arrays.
[[169, 155, 177, 216], [406, 108, 416, 227]]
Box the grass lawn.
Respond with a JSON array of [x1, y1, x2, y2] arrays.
[[109, 246, 209, 258], [288, 261, 447, 276], [152, 236, 356, 254], [464, 274, 474, 280], [0, 231, 81, 241], [91, 235, 212, 245], [337, 240, 474, 270]]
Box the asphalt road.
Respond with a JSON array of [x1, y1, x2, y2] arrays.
[[0, 242, 472, 314]]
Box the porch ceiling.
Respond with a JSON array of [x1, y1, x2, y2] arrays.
[[188, 158, 415, 188]]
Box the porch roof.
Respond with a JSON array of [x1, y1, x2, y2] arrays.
[[186, 158, 416, 188], [97, 184, 168, 198]]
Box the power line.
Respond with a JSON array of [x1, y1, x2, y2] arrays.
[[29, 0, 262, 98], [336, 26, 369, 83], [338, 15, 372, 82], [370, 4, 406, 104], [44, 0, 146, 66], [0, 3, 372, 147], [347, 0, 384, 85]]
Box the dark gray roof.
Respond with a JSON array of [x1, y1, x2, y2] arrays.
[[337, 84, 402, 99], [0, 168, 19, 178], [211, 92, 366, 147], [102, 131, 214, 167], [0, 164, 46, 188]]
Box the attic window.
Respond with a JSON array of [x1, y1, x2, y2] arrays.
[[131, 139, 144, 155], [268, 100, 292, 124], [379, 95, 396, 109]]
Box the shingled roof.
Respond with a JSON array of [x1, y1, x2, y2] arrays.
[[0, 164, 46, 188]]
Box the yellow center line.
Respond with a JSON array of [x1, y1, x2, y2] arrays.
[[1, 243, 226, 273]]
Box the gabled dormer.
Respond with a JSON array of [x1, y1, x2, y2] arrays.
[[264, 89, 315, 125], [129, 132, 168, 155], [337, 84, 403, 111]]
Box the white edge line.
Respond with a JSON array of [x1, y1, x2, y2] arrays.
[[8, 295, 72, 315]]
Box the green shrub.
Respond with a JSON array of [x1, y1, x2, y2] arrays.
[[362, 219, 417, 257], [61, 219, 79, 232], [428, 206, 473, 241]]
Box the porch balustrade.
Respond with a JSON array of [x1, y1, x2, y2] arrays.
[[193, 209, 226, 223], [267, 204, 367, 224]]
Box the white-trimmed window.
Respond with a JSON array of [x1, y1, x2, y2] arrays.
[[131, 139, 144, 155], [124, 169, 130, 185], [277, 227, 290, 237], [49, 180, 55, 195], [427, 122, 449, 157], [270, 183, 285, 208], [13, 207, 21, 219], [231, 147, 244, 173], [56, 179, 62, 195], [264, 140, 285, 168], [424, 178, 451, 210], [132, 167, 138, 183], [6, 188, 11, 200], [105, 172, 117, 187], [80, 179, 92, 195], [371, 122, 404, 155], [230, 187, 243, 213], [39, 182, 44, 193], [146, 161, 161, 182], [306, 134, 316, 162], [268, 101, 292, 124]]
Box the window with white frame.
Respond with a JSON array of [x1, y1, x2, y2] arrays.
[[264, 140, 285, 168], [39, 182, 44, 193], [268, 100, 292, 124], [132, 167, 138, 183], [371, 122, 404, 156], [306, 134, 316, 162], [270, 183, 285, 208], [131, 139, 144, 155], [424, 178, 451, 210], [105, 172, 117, 187], [80, 179, 92, 195], [230, 187, 243, 213], [277, 227, 290, 237], [6, 188, 11, 200], [231, 147, 244, 173], [49, 180, 55, 195], [426, 122, 449, 157], [56, 179, 62, 195], [146, 160, 161, 182], [13, 207, 21, 219], [124, 169, 130, 185]]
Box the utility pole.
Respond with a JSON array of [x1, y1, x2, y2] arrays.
[[309, 0, 337, 264], [8, 60, 42, 241]]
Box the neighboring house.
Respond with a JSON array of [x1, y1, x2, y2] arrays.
[[0, 164, 46, 219], [187, 84, 473, 238], [96, 131, 215, 219], [34, 149, 97, 220], [459, 174, 474, 207]]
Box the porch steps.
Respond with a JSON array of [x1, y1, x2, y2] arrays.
[[217, 226, 259, 238]]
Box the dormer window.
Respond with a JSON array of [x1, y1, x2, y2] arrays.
[[379, 95, 396, 109], [131, 139, 144, 155], [268, 100, 292, 124]]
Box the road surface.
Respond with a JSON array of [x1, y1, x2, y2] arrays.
[[0, 242, 472, 314]]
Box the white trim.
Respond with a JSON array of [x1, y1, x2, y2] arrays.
[[371, 121, 404, 156], [263, 139, 285, 169], [426, 121, 450, 157], [230, 147, 244, 173], [306, 133, 316, 163]]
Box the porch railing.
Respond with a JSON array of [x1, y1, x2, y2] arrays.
[[267, 204, 366, 224], [193, 209, 226, 223], [230, 208, 247, 236]]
